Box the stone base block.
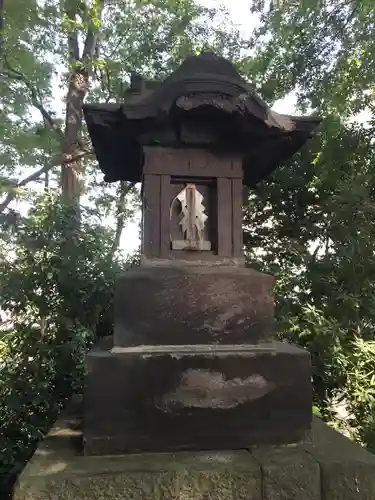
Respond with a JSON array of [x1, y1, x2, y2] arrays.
[[114, 265, 275, 346], [84, 341, 311, 455], [14, 416, 375, 500]]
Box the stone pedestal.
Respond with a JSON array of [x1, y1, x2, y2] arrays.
[[83, 264, 313, 455], [14, 411, 375, 500], [84, 342, 311, 455], [114, 266, 275, 346]]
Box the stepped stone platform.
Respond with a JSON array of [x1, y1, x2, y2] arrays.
[[14, 409, 375, 500]]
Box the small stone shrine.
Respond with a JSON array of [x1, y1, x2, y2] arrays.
[[81, 52, 321, 455], [14, 52, 375, 500]]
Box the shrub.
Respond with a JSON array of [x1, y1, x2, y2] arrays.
[[0, 194, 134, 491]]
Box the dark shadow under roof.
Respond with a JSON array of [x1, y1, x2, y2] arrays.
[[83, 52, 321, 186]]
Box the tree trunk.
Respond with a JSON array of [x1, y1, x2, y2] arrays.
[[109, 181, 136, 259], [62, 0, 105, 206], [62, 70, 87, 204]]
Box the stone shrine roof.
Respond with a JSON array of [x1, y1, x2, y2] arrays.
[[83, 52, 321, 186]]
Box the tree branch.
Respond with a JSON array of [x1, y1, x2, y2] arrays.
[[109, 181, 136, 259], [0, 149, 93, 213], [65, 0, 80, 63], [2, 66, 64, 142], [1, 0, 64, 145], [82, 0, 105, 62]]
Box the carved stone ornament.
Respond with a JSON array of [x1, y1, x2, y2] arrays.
[[170, 183, 211, 251], [176, 93, 230, 111]]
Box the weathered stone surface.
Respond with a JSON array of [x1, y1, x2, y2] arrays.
[[305, 418, 375, 500], [252, 446, 320, 500], [14, 415, 375, 500], [84, 341, 311, 455], [14, 420, 261, 500], [15, 472, 178, 500], [114, 265, 275, 346]]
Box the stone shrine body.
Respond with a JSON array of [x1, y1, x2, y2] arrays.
[[83, 52, 321, 455]]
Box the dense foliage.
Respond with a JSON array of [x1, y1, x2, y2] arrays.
[[0, 196, 126, 487], [245, 0, 375, 448], [0, 0, 375, 495]]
